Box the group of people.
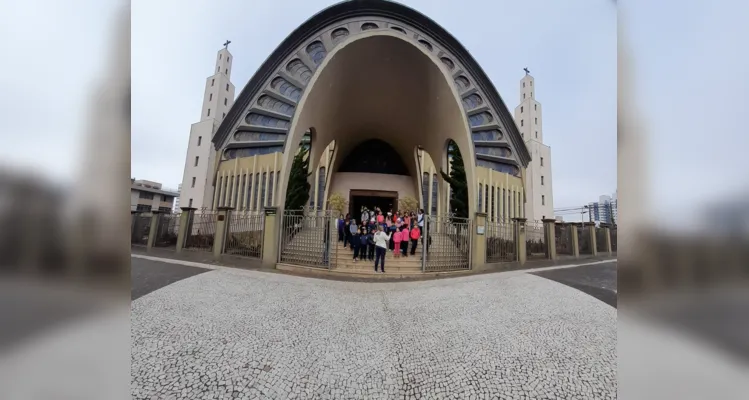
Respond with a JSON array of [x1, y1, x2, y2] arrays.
[[336, 207, 426, 273]]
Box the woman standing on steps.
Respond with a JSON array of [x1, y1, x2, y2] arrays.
[[373, 225, 391, 273], [350, 219, 359, 261]]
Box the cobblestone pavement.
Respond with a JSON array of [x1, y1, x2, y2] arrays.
[[132, 266, 617, 399]]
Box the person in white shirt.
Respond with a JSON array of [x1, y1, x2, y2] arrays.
[[373, 225, 391, 273]]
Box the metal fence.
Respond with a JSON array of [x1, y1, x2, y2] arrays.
[[525, 220, 547, 259], [596, 227, 608, 253], [486, 219, 515, 263], [423, 215, 472, 272], [555, 224, 574, 255], [577, 225, 591, 254], [154, 213, 180, 248], [131, 214, 151, 246], [183, 209, 216, 252], [224, 211, 264, 259], [279, 210, 333, 269]]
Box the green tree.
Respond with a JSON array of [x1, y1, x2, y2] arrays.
[[284, 145, 311, 210], [440, 141, 468, 219]]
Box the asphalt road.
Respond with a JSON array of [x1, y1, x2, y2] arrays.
[[532, 261, 618, 308], [131, 257, 211, 300]]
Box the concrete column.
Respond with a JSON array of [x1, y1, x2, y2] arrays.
[[262, 206, 279, 268], [472, 212, 487, 270], [542, 218, 557, 260], [176, 207, 196, 253], [146, 210, 161, 251], [213, 206, 233, 260], [600, 223, 613, 255], [513, 217, 527, 265], [585, 222, 597, 256], [570, 224, 580, 258]]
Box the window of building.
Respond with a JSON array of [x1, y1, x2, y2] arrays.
[[535, 131, 538, 138], [535, 117, 537, 124], [521, 106, 523, 113], [523, 93, 526, 99], [233, 174, 241, 207], [520, 119, 523, 127], [490, 186, 495, 221], [226, 83, 229, 91], [225, 68, 228, 74], [534, 104, 537, 110], [530, 81, 532, 86], [136, 204, 151, 212], [317, 167, 326, 210], [224, 98, 227, 106], [523, 82, 525, 87], [227, 57, 230, 63], [217, 66, 220, 72], [261, 172, 267, 207], [222, 176, 230, 207], [542, 195, 545, 205], [194, 156, 199, 166], [540, 157, 544, 166], [209, 93, 212, 101], [188, 198, 193, 207], [207, 108, 211, 117], [222, 112, 226, 119], [158, 206, 171, 213], [541, 176, 544, 185], [431, 174, 438, 215], [191, 177, 196, 188], [138, 191, 154, 200], [531, 91, 533, 97], [243, 174, 250, 209], [268, 171, 275, 205], [478, 183, 483, 210], [211, 79, 214, 86], [502, 188, 506, 220], [198, 136, 202, 146], [484, 184, 489, 214], [253, 173, 260, 209], [422, 173, 429, 208]]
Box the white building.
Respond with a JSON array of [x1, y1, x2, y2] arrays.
[[131, 179, 179, 213], [173, 183, 182, 212], [514, 69, 554, 222], [179, 42, 237, 210], [588, 193, 617, 224]]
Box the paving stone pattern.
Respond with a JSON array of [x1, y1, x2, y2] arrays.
[[132, 268, 616, 399]]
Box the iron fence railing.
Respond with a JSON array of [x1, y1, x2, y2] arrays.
[[525, 220, 547, 259], [154, 213, 180, 248], [610, 226, 617, 252], [555, 224, 574, 256], [279, 210, 333, 269], [131, 214, 151, 246], [184, 209, 216, 252], [224, 211, 264, 259], [423, 215, 472, 272], [486, 220, 515, 263]]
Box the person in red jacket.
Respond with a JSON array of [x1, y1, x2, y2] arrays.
[[409, 225, 421, 256]]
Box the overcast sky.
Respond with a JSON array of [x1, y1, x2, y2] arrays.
[[2, 0, 747, 222]]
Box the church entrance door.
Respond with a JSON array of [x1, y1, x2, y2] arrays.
[[349, 190, 398, 221]]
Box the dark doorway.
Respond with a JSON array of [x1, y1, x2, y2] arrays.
[[349, 190, 398, 220], [338, 139, 409, 176]]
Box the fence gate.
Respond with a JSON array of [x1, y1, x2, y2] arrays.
[[154, 213, 180, 248], [423, 215, 472, 272], [486, 219, 515, 263], [224, 211, 264, 259], [279, 210, 334, 269]]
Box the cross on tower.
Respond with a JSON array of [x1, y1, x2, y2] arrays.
[[223, 40, 231, 49], [523, 67, 530, 75]]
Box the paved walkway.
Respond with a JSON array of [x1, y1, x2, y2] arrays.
[[131, 260, 617, 400]]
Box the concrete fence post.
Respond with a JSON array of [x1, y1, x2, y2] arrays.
[[213, 207, 233, 260], [513, 218, 527, 265], [146, 210, 161, 251], [585, 222, 598, 256], [472, 212, 487, 270], [262, 207, 279, 268], [542, 218, 557, 261], [570, 224, 580, 258], [176, 207, 196, 253]]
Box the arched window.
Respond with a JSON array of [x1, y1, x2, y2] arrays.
[[478, 183, 483, 211], [317, 167, 326, 210], [268, 171, 275, 205], [431, 174, 438, 215], [422, 173, 429, 208], [260, 172, 267, 208], [253, 173, 260, 210]]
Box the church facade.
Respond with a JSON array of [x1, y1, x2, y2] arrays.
[[206, 0, 531, 221]]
